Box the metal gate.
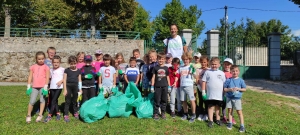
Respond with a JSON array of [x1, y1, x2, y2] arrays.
[[219, 38, 269, 79]]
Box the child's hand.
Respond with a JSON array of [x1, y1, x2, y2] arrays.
[[56, 81, 63, 87], [168, 86, 171, 93], [150, 86, 154, 93], [172, 83, 176, 87], [63, 90, 67, 96], [232, 87, 238, 92], [85, 74, 93, 79]]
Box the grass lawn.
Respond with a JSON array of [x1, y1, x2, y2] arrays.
[[1, 86, 300, 135]]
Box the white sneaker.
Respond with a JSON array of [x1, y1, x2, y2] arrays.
[[202, 114, 208, 121], [158, 107, 161, 115], [26, 115, 31, 123], [197, 114, 204, 121], [36, 115, 43, 122]]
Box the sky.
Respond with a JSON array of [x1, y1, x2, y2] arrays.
[[136, 0, 300, 45]]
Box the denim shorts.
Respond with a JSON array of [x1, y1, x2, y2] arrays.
[[226, 98, 242, 110], [180, 86, 195, 101]]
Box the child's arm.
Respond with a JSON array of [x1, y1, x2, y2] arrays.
[[151, 74, 155, 86], [27, 70, 33, 89], [63, 73, 67, 96], [135, 73, 140, 85], [113, 73, 116, 86], [167, 76, 170, 86], [124, 75, 129, 83], [45, 69, 50, 89], [78, 74, 82, 93], [98, 75, 102, 86], [237, 80, 247, 92]]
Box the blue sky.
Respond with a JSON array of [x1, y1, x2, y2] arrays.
[[136, 0, 300, 45]]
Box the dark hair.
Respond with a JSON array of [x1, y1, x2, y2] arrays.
[[157, 52, 166, 59], [172, 57, 180, 64], [52, 55, 61, 62], [129, 57, 136, 62], [132, 49, 140, 54], [143, 54, 149, 64], [170, 23, 179, 29], [47, 47, 56, 53], [200, 55, 209, 62], [35, 51, 46, 63], [230, 65, 239, 71], [68, 55, 77, 64], [103, 54, 112, 61]]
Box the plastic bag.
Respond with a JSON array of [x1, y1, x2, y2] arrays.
[[79, 90, 108, 123], [135, 93, 154, 119], [125, 82, 142, 107], [107, 87, 133, 118]]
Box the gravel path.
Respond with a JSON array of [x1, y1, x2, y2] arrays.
[[0, 80, 299, 100]]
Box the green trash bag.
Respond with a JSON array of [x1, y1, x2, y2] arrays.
[[125, 82, 143, 107], [107, 87, 134, 118], [79, 90, 108, 123], [136, 93, 154, 119]]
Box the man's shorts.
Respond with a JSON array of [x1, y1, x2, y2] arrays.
[[180, 86, 195, 101], [226, 98, 242, 110], [207, 100, 223, 107]]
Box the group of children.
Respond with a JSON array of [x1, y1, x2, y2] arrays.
[[25, 47, 246, 132]]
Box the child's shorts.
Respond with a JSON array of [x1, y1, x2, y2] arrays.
[[226, 98, 242, 110], [180, 86, 195, 101], [207, 100, 223, 107]]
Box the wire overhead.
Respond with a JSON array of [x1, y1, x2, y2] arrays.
[[201, 7, 300, 13]]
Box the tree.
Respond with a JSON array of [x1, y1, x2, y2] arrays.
[[132, 5, 154, 40], [290, 0, 300, 7], [153, 0, 205, 41]]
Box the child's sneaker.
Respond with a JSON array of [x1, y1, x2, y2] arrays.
[[74, 112, 79, 119], [44, 115, 52, 123], [222, 116, 227, 123], [208, 121, 213, 128], [158, 107, 161, 115], [36, 115, 43, 122], [227, 123, 233, 130], [232, 118, 237, 124], [197, 114, 204, 121], [202, 114, 208, 121], [56, 114, 61, 120], [181, 114, 187, 120], [161, 113, 166, 120], [216, 120, 223, 126], [153, 114, 160, 120], [239, 126, 246, 132], [64, 115, 70, 122], [171, 112, 176, 118], [26, 115, 31, 123], [189, 115, 196, 123]]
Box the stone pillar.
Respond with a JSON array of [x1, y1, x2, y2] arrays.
[[181, 29, 193, 51], [268, 32, 282, 80], [206, 30, 220, 58]]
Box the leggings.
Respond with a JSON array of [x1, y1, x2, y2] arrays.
[[198, 90, 208, 115], [49, 89, 62, 115], [82, 87, 96, 104], [29, 88, 45, 105], [64, 83, 78, 115]]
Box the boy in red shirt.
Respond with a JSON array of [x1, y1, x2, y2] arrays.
[[168, 58, 181, 118]]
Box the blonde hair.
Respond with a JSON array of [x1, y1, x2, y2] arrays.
[[147, 49, 157, 56], [210, 57, 220, 63], [181, 52, 193, 60], [115, 52, 126, 63], [76, 52, 85, 59]]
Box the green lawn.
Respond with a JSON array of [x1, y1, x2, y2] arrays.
[[1, 86, 300, 135]]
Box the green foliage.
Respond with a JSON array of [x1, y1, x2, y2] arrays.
[[290, 0, 300, 7], [1, 86, 300, 134], [132, 5, 154, 40], [153, 0, 205, 41]]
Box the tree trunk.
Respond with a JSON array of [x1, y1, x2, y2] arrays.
[[4, 7, 11, 37], [90, 4, 96, 39]]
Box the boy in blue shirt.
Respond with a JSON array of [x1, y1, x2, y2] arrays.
[[124, 57, 140, 86], [224, 65, 246, 132]]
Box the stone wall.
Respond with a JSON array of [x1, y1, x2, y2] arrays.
[[281, 65, 300, 80], [0, 37, 144, 82]]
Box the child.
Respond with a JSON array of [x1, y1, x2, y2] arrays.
[[222, 58, 236, 124], [197, 55, 210, 121], [146, 49, 158, 89], [124, 57, 140, 91], [140, 54, 150, 96], [192, 52, 201, 111], [63, 56, 82, 122], [92, 50, 104, 95], [115, 53, 128, 91], [99, 54, 116, 96], [26, 51, 50, 123], [165, 53, 173, 68], [114, 58, 121, 90], [44, 47, 56, 69], [76, 52, 85, 69], [151, 52, 171, 120], [168, 58, 181, 118], [132, 49, 145, 70], [202, 57, 226, 128], [44, 55, 64, 122], [224, 65, 246, 132], [81, 55, 97, 103], [176, 52, 197, 123]]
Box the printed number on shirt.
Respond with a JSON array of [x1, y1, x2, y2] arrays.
[[105, 69, 110, 78]]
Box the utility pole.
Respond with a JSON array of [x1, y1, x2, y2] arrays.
[[225, 6, 228, 57]]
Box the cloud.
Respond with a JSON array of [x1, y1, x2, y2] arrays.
[[292, 29, 300, 36]]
